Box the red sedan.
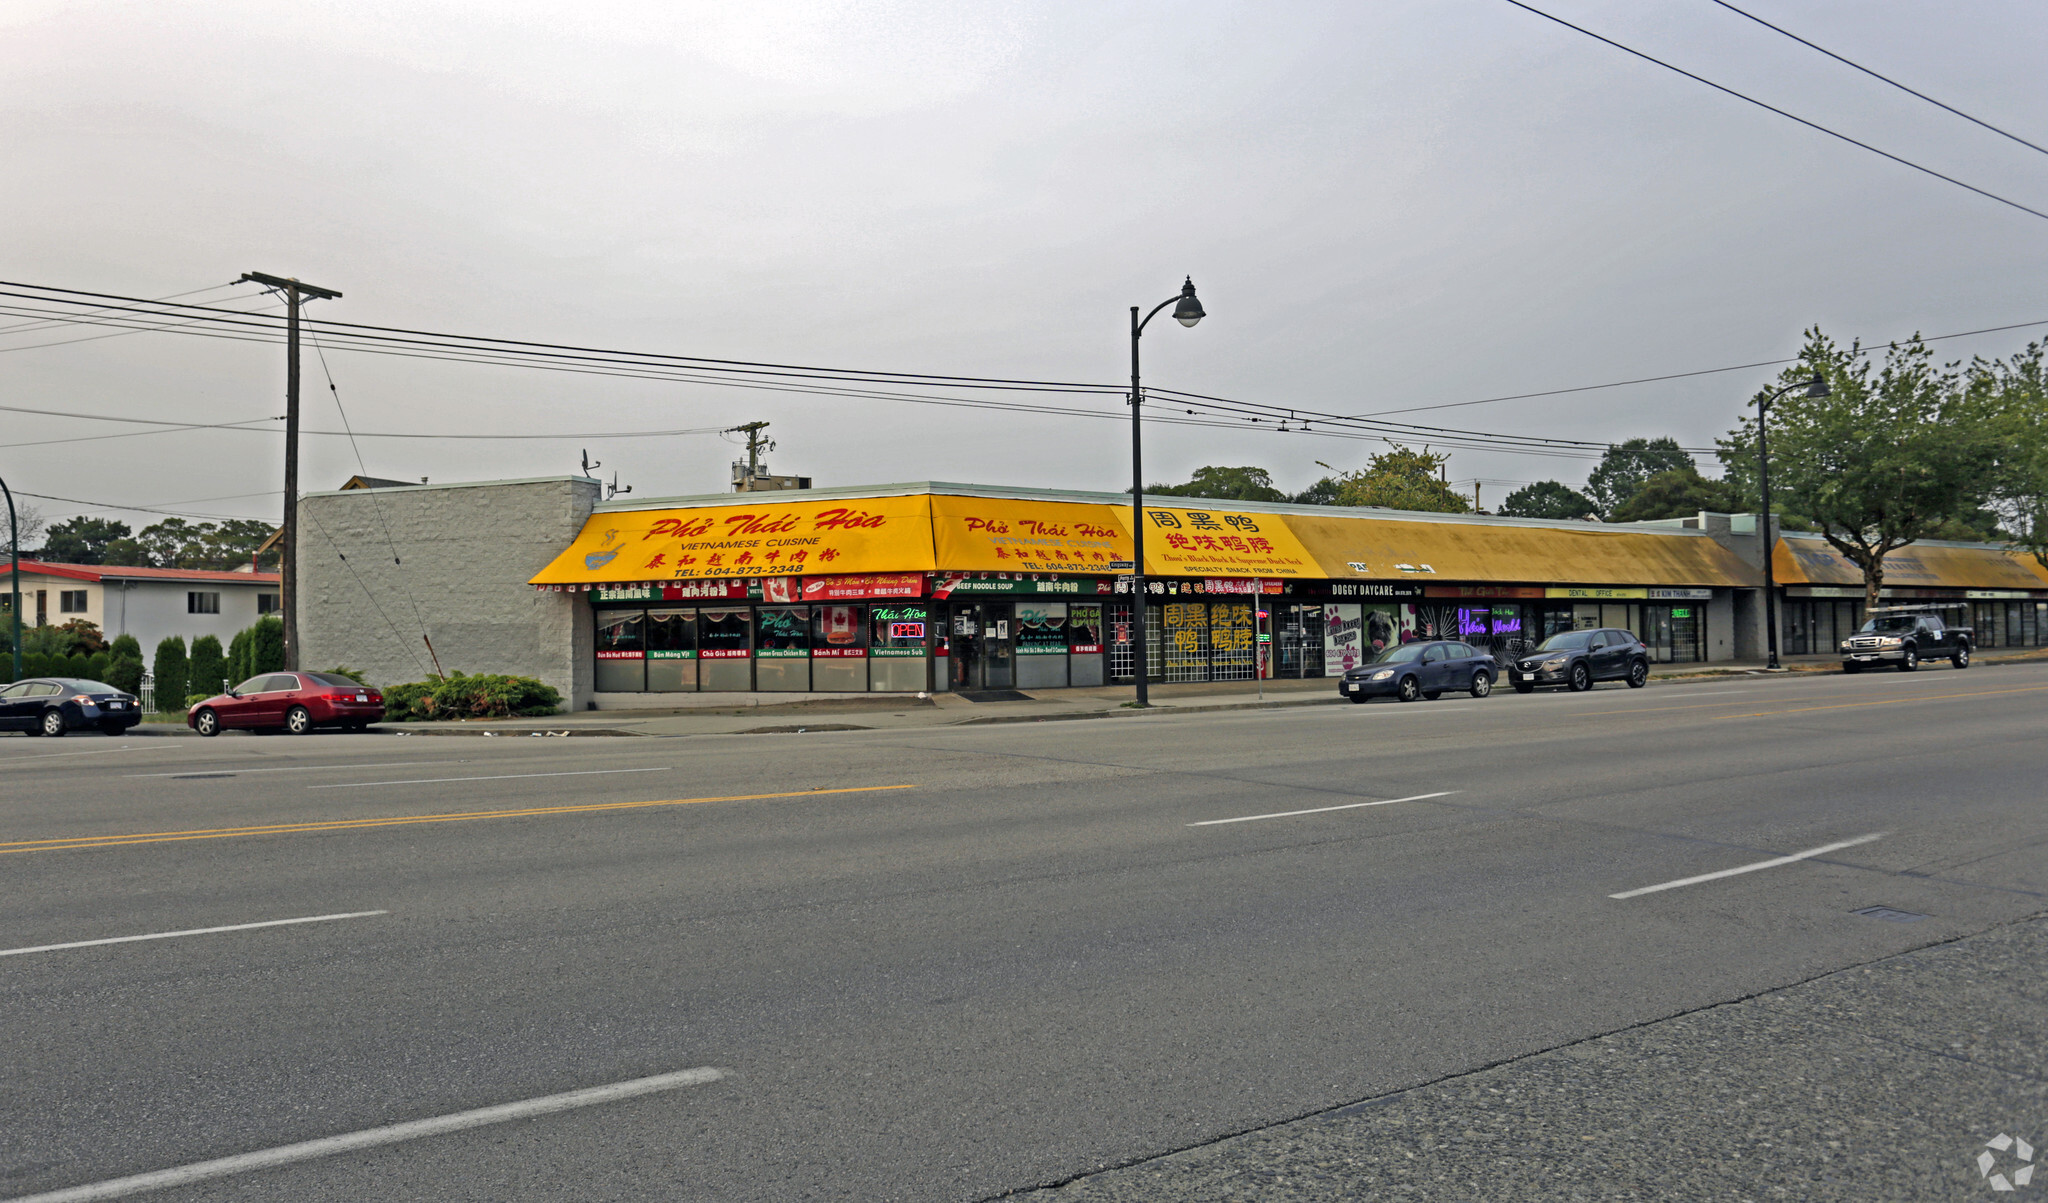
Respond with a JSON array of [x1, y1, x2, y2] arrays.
[[188, 671, 385, 736]]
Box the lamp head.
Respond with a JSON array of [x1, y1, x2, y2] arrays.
[[1173, 276, 1205, 328], [1803, 373, 1830, 398]]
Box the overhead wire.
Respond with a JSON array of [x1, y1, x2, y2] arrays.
[[1501, 0, 2048, 224], [1707, 0, 2048, 159]]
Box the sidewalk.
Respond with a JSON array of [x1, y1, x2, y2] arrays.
[[130, 645, 2047, 737]]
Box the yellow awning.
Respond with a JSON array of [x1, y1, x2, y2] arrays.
[[529, 494, 937, 585], [1283, 515, 1758, 586], [1773, 538, 2048, 591]]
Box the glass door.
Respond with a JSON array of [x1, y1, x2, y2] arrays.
[[979, 602, 1015, 688]]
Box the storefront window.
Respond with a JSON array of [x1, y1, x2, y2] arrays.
[[1016, 600, 1068, 689], [810, 603, 866, 691], [1162, 601, 1211, 683], [1211, 601, 1255, 680], [1068, 602, 1105, 687], [645, 608, 696, 692], [698, 607, 753, 692], [869, 602, 930, 692], [756, 605, 810, 691], [595, 610, 645, 692]]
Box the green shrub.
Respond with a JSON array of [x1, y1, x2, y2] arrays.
[[325, 664, 370, 688], [109, 633, 143, 662], [62, 652, 88, 679], [190, 635, 227, 700], [382, 672, 561, 721], [105, 653, 144, 696], [248, 615, 284, 676], [86, 650, 110, 682], [152, 636, 188, 713], [227, 627, 253, 683]]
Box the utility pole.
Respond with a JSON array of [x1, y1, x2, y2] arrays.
[[724, 421, 773, 491], [2, 473, 20, 682], [241, 271, 342, 671]]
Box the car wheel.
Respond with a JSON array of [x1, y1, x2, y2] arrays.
[[285, 705, 314, 735], [1626, 660, 1648, 689], [1899, 647, 1919, 672], [1952, 644, 1970, 669], [1842, 662, 1861, 675], [1512, 681, 1535, 694], [194, 708, 221, 737], [1567, 663, 1592, 692], [1470, 671, 1493, 699], [1396, 675, 1421, 703], [40, 709, 67, 738]]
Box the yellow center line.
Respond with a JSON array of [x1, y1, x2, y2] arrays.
[[1712, 685, 2048, 719], [0, 784, 919, 856]]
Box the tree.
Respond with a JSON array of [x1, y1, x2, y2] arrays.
[[37, 516, 131, 565], [1498, 480, 1597, 521], [189, 634, 228, 700], [152, 636, 188, 714], [1973, 340, 2048, 568], [1142, 466, 1287, 503], [1332, 445, 1472, 513], [1291, 477, 1343, 506], [1718, 329, 2002, 610], [1584, 438, 1694, 518], [1609, 468, 1743, 523], [7, 502, 44, 552], [54, 618, 106, 655]]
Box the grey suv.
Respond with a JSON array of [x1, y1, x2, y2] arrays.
[[1509, 628, 1650, 693]]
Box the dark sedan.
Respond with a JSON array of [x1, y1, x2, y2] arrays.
[[0, 677, 144, 736], [1509, 628, 1650, 693], [1338, 639, 1497, 703]]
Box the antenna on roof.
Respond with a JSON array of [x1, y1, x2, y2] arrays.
[[580, 450, 601, 476]]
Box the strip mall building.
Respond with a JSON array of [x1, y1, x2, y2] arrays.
[[297, 477, 2048, 709]]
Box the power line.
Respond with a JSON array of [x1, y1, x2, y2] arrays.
[[1708, 0, 2048, 159], [1502, 0, 2048, 224]]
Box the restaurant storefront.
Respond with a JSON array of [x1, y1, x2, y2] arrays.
[[518, 484, 2048, 701]]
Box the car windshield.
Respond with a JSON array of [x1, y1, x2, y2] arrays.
[[1535, 631, 1595, 651], [1371, 643, 1428, 664], [1859, 616, 1923, 633], [51, 679, 122, 693], [304, 672, 364, 688]]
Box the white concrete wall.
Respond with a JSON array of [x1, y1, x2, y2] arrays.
[[297, 477, 599, 709]]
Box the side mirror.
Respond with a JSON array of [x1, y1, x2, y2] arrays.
[[226, 689, 239, 698]]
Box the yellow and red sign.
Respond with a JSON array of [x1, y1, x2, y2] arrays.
[[530, 495, 937, 585], [1136, 503, 1322, 578], [929, 495, 1131, 574]]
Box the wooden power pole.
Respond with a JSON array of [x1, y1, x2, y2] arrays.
[[241, 271, 342, 671]]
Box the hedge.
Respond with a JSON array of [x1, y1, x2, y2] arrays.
[[381, 672, 562, 722]]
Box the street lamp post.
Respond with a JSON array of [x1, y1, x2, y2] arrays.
[[1127, 276, 1206, 707], [1, 473, 20, 682], [1757, 373, 1829, 670]]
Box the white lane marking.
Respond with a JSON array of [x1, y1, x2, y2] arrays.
[[1608, 833, 1888, 899], [7, 745, 146, 761], [307, 767, 672, 789], [125, 761, 450, 778], [1188, 791, 1456, 826], [4, 1067, 727, 1203], [0, 911, 388, 958]]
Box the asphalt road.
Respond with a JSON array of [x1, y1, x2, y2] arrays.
[[2, 663, 2043, 1201]]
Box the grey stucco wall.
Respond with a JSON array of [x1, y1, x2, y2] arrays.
[[298, 478, 600, 710]]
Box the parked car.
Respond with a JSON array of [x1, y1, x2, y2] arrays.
[[0, 677, 143, 736], [1840, 606, 1973, 672], [1509, 628, 1650, 693], [1339, 639, 1497, 703], [188, 671, 385, 736]]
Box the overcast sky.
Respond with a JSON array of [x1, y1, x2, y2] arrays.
[[4, 0, 2045, 532]]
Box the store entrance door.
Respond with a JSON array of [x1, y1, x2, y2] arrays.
[[947, 602, 1016, 689]]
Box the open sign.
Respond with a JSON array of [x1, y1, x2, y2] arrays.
[[888, 622, 926, 639]]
